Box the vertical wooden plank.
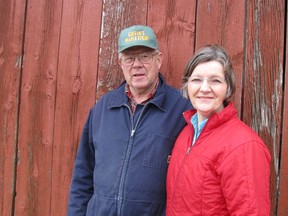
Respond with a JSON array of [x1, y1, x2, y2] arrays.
[[243, 0, 285, 215], [196, 0, 246, 113], [277, 15, 288, 214], [50, 0, 103, 215], [0, 0, 26, 215], [147, 0, 197, 88], [96, 0, 148, 100], [14, 0, 63, 215], [278, 79, 288, 211]]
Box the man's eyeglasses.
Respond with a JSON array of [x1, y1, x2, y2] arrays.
[[189, 76, 226, 86], [121, 52, 158, 66]]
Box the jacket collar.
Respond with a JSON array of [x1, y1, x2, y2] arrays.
[[107, 73, 167, 112], [183, 102, 238, 131]]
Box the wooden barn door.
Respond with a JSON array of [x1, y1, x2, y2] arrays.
[[0, 0, 288, 215]]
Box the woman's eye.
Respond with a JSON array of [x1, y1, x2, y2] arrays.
[[210, 79, 222, 84], [191, 78, 202, 83]]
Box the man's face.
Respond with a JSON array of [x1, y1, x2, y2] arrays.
[[119, 46, 163, 95]]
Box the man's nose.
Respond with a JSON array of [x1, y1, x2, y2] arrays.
[[132, 56, 142, 66]]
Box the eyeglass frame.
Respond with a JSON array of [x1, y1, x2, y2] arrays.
[[188, 76, 227, 87], [120, 51, 159, 67]]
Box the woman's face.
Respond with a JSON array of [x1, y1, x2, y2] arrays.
[[188, 61, 228, 120]]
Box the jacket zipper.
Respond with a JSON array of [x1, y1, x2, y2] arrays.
[[169, 143, 192, 215], [117, 104, 147, 215], [186, 124, 195, 154], [185, 118, 207, 154], [186, 145, 192, 154], [170, 120, 207, 214]]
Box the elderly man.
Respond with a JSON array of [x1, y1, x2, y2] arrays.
[[67, 25, 191, 216]]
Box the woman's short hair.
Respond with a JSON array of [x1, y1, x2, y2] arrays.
[[182, 44, 236, 105]]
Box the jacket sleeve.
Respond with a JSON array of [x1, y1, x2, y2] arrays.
[[218, 140, 271, 215], [67, 110, 95, 216]]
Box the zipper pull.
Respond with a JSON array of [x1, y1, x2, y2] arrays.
[[186, 146, 192, 154], [131, 129, 135, 137]]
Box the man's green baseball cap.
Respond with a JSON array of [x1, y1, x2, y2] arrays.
[[118, 25, 159, 53]]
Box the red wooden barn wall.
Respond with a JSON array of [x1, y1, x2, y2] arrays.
[[0, 0, 287, 215]]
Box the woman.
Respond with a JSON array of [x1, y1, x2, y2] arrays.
[[166, 45, 271, 215]]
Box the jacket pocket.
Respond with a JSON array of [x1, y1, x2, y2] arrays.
[[86, 194, 116, 216], [143, 134, 176, 169]]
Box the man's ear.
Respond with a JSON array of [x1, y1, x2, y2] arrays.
[[118, 59, 123, 68], [157, 52, 163, 68]]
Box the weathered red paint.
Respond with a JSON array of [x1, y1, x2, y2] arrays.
[[49, 1, 103, 215], [14, 0, 63, 215], [277, 22, 288, 215], [0, 0, 26, 215], [148, 0, 197, 88], [243, 1, 285, 215], [0, 0, 287, 215]]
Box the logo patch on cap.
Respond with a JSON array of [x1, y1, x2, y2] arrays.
[[118, 25, 158, 53]]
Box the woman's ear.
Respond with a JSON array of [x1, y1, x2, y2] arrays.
[[225, 86, 231, 101]]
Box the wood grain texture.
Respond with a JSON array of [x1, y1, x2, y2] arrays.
[[196, 0, 245, 114], [0, 0, 26, 215], [50, 0, 103, 215], [0, 0, 288, 215], [277, 14, 288, 215], [147, 0, 197, 88], [243, 0, 285, 215], [13, 0, 63, 215], [96, 0, 148, 100]]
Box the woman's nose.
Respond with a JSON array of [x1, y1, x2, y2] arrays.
[[199, 79, 211, 91]]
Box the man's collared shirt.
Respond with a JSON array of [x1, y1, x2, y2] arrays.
[[125, 80, 159, 114]]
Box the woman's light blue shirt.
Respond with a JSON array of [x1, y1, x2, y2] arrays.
[[191, 113, 208, 145]]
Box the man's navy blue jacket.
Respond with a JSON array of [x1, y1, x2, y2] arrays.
[[67, 74, 192, 216]]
